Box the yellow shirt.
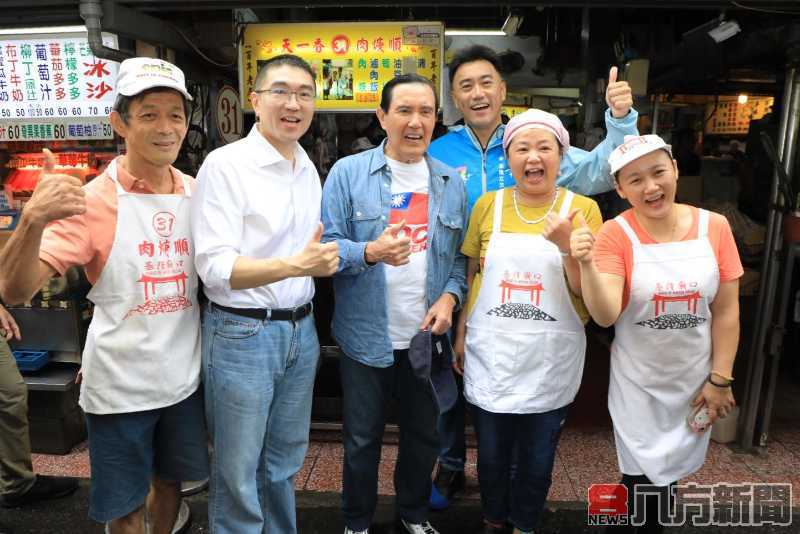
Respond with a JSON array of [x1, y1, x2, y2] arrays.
[[461, 187, 603, 323]]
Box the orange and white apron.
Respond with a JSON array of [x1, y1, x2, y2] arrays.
[[609, 209, 718, 485], [464, 188, 586, 414], [79, 158, 200, 414]]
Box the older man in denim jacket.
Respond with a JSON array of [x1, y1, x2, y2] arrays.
[[322, 74, 467, 534]]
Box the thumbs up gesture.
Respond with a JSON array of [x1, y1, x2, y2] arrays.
[[296, 222, 340, 277], [605, 66, 633, 119], [543, 210, 579, 255], [569, 213, 595, 264], [24, 148, 86, 226], [364, 219, 412, 266]]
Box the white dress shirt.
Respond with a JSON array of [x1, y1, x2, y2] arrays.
[[191, 125, 320, 309]]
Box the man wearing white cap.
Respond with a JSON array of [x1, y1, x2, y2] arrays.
[[0, 57, 207, 534]]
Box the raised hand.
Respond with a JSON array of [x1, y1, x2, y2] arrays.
[[606, 66, 633, 119], [364, 219, 412, 266], [293, 223, 340, 277], [24, 148, 86, 226], [543, 209, 579, 255], [569, 213, 596, 264]]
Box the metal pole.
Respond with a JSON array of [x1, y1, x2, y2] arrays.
[[738, 64, 797, 450], [652, 96, 660, 134]]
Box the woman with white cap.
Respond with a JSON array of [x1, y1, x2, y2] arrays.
[[454, 109, 602, 534], [571, 135, 742, 532]]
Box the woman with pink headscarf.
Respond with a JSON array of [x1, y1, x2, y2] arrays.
[[454, 109, 603, 534]]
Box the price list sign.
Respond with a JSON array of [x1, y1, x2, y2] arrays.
[[0, 32, 119, 141]]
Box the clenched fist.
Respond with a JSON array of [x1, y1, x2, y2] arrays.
[[24, 148, 86, 226], [365, 219, 411, 266], [606, 67, 633, 119]]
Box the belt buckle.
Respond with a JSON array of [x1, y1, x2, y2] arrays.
[[291, 304, 304, 322]]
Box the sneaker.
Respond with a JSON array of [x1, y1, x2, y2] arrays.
[[104, 500, 190, 534], [429, 465, 465, 509], [0, 475, 79, 508], [401, 519, 440, 534], [344, 528, 369, 534]]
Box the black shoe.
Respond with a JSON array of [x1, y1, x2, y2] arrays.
[[0, 475, 79, 508], [433, 465, 465, 501]]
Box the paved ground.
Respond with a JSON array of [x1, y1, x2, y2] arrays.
[[1, 481, 797, 534]]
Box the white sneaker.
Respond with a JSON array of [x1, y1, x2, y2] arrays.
[[343, 528, 369, 534], [401, 519, 440, 534]]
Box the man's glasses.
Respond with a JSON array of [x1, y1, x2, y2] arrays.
[[254, 87, 316, 103]]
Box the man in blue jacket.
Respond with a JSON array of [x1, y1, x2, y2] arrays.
[[322, 74, 467, 534], [427, 44, 638, 509]]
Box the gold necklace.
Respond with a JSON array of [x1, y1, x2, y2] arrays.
[[512, 187, 560, 225]]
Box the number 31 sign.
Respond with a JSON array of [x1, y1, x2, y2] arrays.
[[215, 85, 243, 145]]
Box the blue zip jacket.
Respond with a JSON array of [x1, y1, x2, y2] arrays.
[[428, 108, 639, 212], [321, 141, 468, 368]]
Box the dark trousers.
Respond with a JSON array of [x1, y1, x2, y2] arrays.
[[606, 474, 676, 534], [340, 350, 439, 531], [471, 403, 568, 532], [0, 339, 36, 498], [435, 374, 467, 471]]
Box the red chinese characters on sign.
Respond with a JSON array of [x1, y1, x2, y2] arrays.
[[373, 37, 384, 53], [282, 38, 293, 53], [83, 59, 110, 78], [313, 38, 326, 53], [331, 35, 350, 55], [86, 81, 112, 99], [356, 38, 369, 53], [389, 37, 402, 52]]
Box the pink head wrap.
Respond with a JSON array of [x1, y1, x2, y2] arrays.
[[502, 108, 570, 154]]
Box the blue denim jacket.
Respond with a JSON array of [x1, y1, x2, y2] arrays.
[[321, 141, 468, 368]]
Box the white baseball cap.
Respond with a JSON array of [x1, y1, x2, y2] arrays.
[[608, 134, 672, 175], [115, 57, 192, 101]]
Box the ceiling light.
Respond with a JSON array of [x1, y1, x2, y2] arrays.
[[708, 20, 741, 43], [738, 94, 749, 105], [502, 13, 524, 37], [444, 29, 507, 36], [0, 25, 86, 35]]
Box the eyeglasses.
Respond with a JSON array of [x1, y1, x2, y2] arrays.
[[254, 87, 316, 103]]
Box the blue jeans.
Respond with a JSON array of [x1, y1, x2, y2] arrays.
[[435, 374, 466, 471], [470, 403, 569, 532], [202, 304, 319, 534], [340, 351, 439, 531]]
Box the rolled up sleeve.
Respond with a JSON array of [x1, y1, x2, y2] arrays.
[[190, 154, 244, 291]]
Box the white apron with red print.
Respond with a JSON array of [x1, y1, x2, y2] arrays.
[[609, 209, 718, 486], [464, 188, 586, 414], [79, 158, 200, 415]]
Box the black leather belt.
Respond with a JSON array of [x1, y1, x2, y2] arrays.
[[212, 302, 312, 322]]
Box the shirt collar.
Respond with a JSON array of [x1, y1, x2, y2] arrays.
[[115, 157, 186, 194], [245, 123, 309, 169]]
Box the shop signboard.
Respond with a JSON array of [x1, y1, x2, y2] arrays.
[[0, 30, 119, 140], [240, 22, 443, 112], [214, 85, 243, 144]]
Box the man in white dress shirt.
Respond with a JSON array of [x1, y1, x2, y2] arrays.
[[191, 54, 338, 534]]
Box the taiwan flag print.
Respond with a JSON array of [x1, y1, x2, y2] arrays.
[[389, 192, 429, 254]]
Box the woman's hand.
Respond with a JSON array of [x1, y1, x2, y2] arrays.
[[570, 213, 595, 264], [452, 331, 465, 376], [692, 380, 735, 425], [543, 209, 579, 254]]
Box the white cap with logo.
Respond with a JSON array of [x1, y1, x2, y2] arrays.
[[608, 134, 673, 175], [115, 57, 192, 101]]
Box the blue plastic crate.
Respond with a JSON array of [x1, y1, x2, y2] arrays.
[[0, 210, 20, 231], [13, 350, 50, 373]]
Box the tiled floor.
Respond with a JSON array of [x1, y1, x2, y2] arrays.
[[31, 424, 800, 505]]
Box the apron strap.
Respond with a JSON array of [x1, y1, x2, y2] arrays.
[[614, 214, 641, 245], [492, 188, 505, 234], [106, 158, 127, 196], [697, 208, 710, 238], [557, 189, 574, 218]]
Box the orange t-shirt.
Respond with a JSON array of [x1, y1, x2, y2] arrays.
[[39, 160, 195, 284], [593, 206, 744, 311]]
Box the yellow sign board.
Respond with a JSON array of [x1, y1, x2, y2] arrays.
[[239, 22, 443, 112]]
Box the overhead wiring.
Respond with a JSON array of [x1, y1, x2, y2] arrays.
[[174, 25, 237, 68], [730, 1, 800, 15]]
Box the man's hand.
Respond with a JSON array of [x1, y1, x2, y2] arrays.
[[569, 214, 595, 264], [606, 67, 633, 119], [289, 223, 340, 277], [420, 293, 456, 335], [23, 149, 86, 227], [693, 381, 735, 426], [364, 219, 411, 266], [543, 209, 579, 255], [0, 304, 21, 342]]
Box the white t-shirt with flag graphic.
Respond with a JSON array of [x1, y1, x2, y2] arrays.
[[385, 156, 429, 349]]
